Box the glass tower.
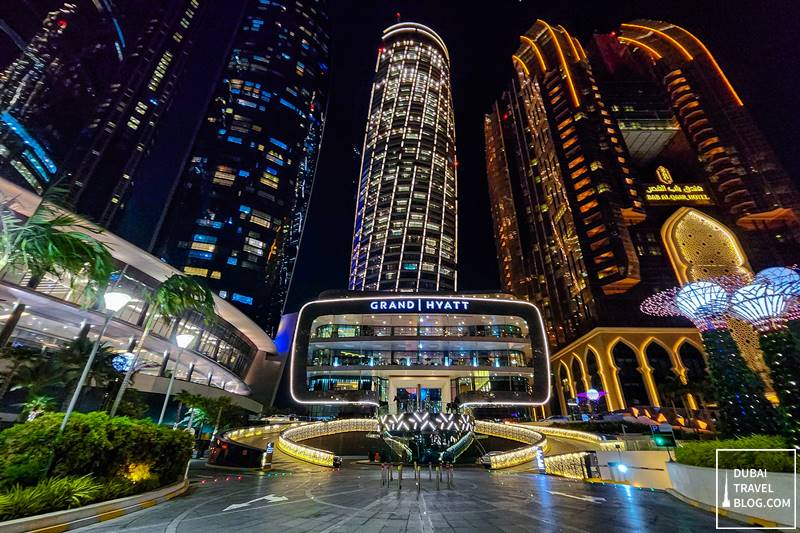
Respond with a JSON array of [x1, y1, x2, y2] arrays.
[[349, 23, 458, 292], [155, 0, 329, 336]]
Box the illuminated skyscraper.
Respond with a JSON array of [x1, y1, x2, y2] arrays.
[[349, 23, 458, 292], [486, 20, 643, 345], [0, 3, 124, 193], [156, 0, 329, 335], [64, 0, 208, 228], [487, 20, 799, 415], [617, 19, 799, 231]]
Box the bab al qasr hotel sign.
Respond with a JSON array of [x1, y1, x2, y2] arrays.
[[644, 166, 713, 206]]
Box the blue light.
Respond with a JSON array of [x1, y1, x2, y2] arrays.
[[231, 293, 254, 305], [192, 234, 217, 244], [239, 205, 251, 214], [188, 250, 213, 260], [227, 257, 238, 265], [1, 112, 57, 174], [227, 136, 243, 144], [616, 464, 628, 473], [270, 137, 288, 150]]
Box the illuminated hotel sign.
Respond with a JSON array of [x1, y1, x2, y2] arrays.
[[644, 183, 713, 205], [645, 165, 713, 205], [368, 299, 471, 311]]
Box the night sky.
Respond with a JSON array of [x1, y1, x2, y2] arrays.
[[122, 0, 793, 313], [283, 0, 800, 311]]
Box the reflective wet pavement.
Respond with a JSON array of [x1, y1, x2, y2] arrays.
[[76, 459, 745, 532]]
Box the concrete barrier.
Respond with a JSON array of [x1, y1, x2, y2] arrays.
[[0, 479, 188, 533], [667, 462, 795, 528]]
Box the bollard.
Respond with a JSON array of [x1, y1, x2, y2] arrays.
[[428, 463, 432, 480], [447, 464, 453, 488], [381, 464, 385, 486], [435, 465, 440, 490], [413, 461, 417, 480], [389, 463, 393, 482], [398, 464, 403, 490]]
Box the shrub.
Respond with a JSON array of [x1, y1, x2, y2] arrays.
[[0, 412, 193, 489], [675, 435, 795, 473], [0, 475, 103, 520]]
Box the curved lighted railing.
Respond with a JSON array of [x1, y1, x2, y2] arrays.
[[277, 418, 378, 467], [524, 424, 623, 451], [475, 421, 547, 469]]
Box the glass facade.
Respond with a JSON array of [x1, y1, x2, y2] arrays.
[[65, 0, 208, 229], [156, 0, 329, 336], [349, 23, 458, 292]]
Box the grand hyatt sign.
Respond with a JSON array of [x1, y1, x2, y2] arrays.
[[368, 298, 470, 312]]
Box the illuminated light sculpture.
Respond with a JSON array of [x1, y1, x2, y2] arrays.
[[642, 279, 780, 437], [730, 269, 800, 446]]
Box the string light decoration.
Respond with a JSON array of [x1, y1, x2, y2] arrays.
[[641, 275, 781, 437], [728, 266, 800, 446]]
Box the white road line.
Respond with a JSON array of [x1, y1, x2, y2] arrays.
[[546, 490, 606, 503]]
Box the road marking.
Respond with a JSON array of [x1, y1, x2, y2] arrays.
[[546, 490, 606, 503], [223, 493, 288, 511]]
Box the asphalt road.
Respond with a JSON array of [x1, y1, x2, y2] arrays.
[[76, 459, 746, 532]]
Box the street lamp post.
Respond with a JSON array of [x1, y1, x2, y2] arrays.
[[59, 290, 131, 432], [157, 333, 195, 425]]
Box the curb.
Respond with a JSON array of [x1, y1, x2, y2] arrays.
[[665, 488, 781, 528], [0, 479, 189, 533]]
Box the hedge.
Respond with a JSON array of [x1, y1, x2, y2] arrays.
[[0, 412, 193, 489], [675, 435, 795, 473]]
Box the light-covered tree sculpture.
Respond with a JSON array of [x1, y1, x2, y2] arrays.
[[729, 267, 800, 446], [642, 279, 781, 437]]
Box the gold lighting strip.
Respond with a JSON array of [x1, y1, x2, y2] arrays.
[[541, 20, 580, 107], [519, 35, 547, 72], [573, 37, 587, 60], [512, 54, 530, 76], [277, 419, 379, 467], [671, 25, 743, 106], [475, 420, 548, 469], [621, 23, 693, 61], [558, 25, 581, 61], [618, 36, 663, 60]]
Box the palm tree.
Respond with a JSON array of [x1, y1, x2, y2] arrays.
[[0, 187, 115, 345], [656, 374, 688, 413], [0, 346, 43, 401], [20, 395, 55, 421], [55, 337, 117, 411], [109, 274, 215, 416], [11, 357, 65, 399]]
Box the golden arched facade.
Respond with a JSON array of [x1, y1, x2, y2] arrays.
[[660, 207, 771, 388]]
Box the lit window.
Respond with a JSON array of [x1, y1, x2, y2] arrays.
[[231, 293, 254, 305], [183, 266, 208, 277], [191, 242, 216, 252]]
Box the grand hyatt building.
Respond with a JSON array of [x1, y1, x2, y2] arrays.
[[287, 293, 550, 419]]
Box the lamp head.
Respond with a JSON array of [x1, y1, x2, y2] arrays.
[[730, 282, 791, 332], [176, 333, 195, 349], [674, 281, 729, 327], [103, 291, 132, 313], [755, 267, 800, 297]]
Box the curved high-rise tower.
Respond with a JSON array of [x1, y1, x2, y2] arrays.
[[349, 22, 457, 292]]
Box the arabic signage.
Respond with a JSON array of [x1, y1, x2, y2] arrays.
[[644, 183, 713, 205]]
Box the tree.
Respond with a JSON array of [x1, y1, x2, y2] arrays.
[[55, 338, 117, 411], [0, 187, 115, 346], [19, 395, 55, 422], [0, 346, 43, 401], [113, 389, 148, 419], [109, 274, 215, 417], [701, 329, 782, 437], [11, 358, 65, 399], [656, 374, 687, 412]]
